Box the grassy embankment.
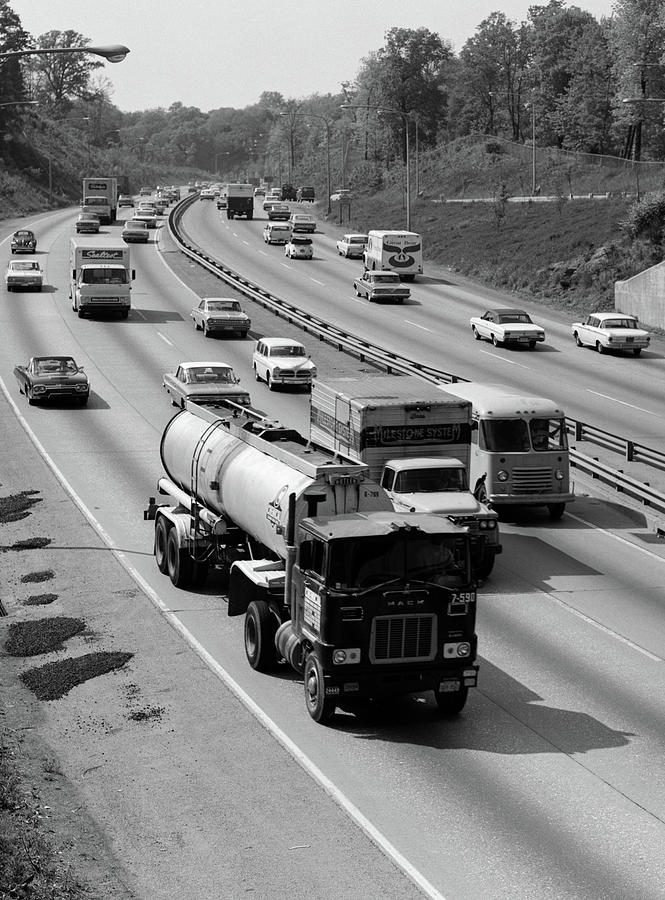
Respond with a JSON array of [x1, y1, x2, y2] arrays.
[[340, 136, 665, 319]]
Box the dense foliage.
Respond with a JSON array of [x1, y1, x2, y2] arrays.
[[1, 0, 665, 205]]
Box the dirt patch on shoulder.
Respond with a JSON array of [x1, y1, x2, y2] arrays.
[[20, 651, 134, 701], [5, 616, 86, 656]]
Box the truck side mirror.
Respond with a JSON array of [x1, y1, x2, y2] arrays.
[[72, 269, 76, 280], [131, 269, 136, 280]]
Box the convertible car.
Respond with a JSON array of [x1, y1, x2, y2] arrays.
[[14, 356, 90, 406], [163, 361, 251, 409]]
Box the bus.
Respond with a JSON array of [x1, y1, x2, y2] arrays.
[[440, 383, 574, 519]]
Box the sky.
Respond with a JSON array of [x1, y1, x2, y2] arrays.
[[10, 0, 616, 113]]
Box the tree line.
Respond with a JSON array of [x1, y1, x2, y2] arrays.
[[1, 0, 664, 200]]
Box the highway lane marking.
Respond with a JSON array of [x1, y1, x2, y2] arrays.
[[258, 250, 268, 256], [0, 374, 449, 900], [478, 348, 530, 369], [281, 263, 294, 270], [586, 390, 662, 417], [309, 277, 325, 285], [156, 331, 174, 346], [242, 240, 250, 246], [404, 319, 433, 333]]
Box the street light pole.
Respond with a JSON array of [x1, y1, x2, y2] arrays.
[[280, 111, 332, 214], [531, 93, 537, 196], [341, 103, 412, 230]]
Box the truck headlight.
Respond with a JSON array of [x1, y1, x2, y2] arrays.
[[554, 468, 564, 480], [497, 470, 509, 482]]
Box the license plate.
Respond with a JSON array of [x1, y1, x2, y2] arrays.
[[438, 680, 461, 692]]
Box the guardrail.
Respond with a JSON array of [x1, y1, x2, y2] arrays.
[[168, 195, 665, 522]]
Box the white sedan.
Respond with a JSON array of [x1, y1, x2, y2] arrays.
[[571, 312, 651, 356], [5, 259, 44, 291], [252, 338, 317, 391], [470, 308, 545, 349], [163, 361, 251, 409]]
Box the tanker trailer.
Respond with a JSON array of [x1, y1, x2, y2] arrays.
[[145, 403, 480, 723]]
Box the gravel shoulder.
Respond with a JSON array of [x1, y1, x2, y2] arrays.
[[0, 390, 423, 900]]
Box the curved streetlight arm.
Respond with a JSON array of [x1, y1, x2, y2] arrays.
[[0, 44, 130, 63]]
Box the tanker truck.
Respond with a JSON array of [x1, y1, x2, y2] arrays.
[[145, 402, 479, 723]]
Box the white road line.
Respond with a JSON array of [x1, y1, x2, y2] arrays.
[[0, 374, 449, 900], [282, 263, 293, 269], [404, 319, 433, 333], [156, 331, 174, 346], [478, 348, 530, 369], [242, 240, 250, 246], [309, 278, 325, 285], [258, 250, 268, 256], [586, 390, 661, 417]]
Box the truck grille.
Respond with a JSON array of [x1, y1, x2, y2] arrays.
[[511, 467, 553, 494], [370, 614, 436, 663]]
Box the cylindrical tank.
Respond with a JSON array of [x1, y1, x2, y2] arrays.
[[160, 410, 387, 559]]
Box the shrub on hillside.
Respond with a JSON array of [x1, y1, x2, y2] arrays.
[[621, 191, 665, 241]]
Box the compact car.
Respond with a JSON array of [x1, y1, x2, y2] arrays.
[[200, 188, 215, 200], [5, 259, 44, 291], [132, 209, 157, 228], [289, 213, 316, 233], [163, 361, 250, 409], [267, 203, 291, 221], [263, 223, 293, 244], [252, 338, 317, 391], [336, 233, 368, 258], [11, 229, 37, 254], [121, 220, 149, 243], [285, 235, 313, 259], [470, 308, 546, 349], [190, 297, 251, 338], [353, 270, 410, 303], [571, 312, 651, 356], [14, 356, 89, 406], [117, 194, 134, 207], [75, 212, 100, 234]]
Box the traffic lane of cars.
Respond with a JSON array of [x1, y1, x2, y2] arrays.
[[184, 198, 665, 445], [7, 210, 665, 900]]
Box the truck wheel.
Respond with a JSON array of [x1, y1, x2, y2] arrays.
[[434, 685, 468, 715], [244, 600, 278, 672], [154, 518, 170, 574], [475, 551, 495, 580], [304, 654, 336, 723], [166, 528, 192, 588], [77, 308, 85, 319], [547, 503, 565, 520]]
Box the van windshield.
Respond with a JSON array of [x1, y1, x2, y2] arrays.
[[81, 268, 128, 285], [481, 417, 567, 452]]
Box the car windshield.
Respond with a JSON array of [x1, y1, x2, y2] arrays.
[[15, 231, 33, 238], [373, 274, 400, 283], [12, 262, 40, 271], [393, 468, 468, 493], [81, 268, 128, 285], [126, 222, 147, 229], [349, 237, 367, 244], [292, 238, 312, 245], [270, 345, 306, 357], [205, 301, 240, 311], [186, 367, 235, 383], [603, 318, 637, 329], [35, 358, 77, 375], [497, 312, 532, 324]]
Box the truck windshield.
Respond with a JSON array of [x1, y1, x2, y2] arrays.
[[83, 197, 107, 205], [394, 468, 468, 493], [481, 417, 567, 452], [81, 268, 128, 285], [327, 534, 466, 590]]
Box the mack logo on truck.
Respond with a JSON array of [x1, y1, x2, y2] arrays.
[[81, 249, 125, 261], [361, 423, 471, 449]]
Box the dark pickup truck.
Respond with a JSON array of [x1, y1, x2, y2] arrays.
[[297, 186, 315, 202]]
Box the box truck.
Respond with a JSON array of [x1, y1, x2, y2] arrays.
[[69, 236, 135, 318]]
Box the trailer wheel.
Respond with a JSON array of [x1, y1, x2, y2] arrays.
[[166, 528, 192, 588], [434, 685, 468, 716], [304, 653, 336, 724], [155, 518, 170, 574], [244, 600, 278, 671]]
